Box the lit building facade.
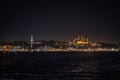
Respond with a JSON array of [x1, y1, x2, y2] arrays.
[[73, 36, 89, 46]]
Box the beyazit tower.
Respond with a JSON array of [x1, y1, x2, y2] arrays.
[[30, 34, 33, 52]]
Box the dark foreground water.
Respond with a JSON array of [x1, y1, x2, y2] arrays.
[[0, 52, 120, 80]]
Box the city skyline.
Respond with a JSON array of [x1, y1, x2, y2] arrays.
[[1, 1, 120, 43]]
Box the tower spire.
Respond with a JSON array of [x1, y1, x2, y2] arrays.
[[31, 34, 33, 42], [30, 34, 33, 52], [81, 36, 83, 41], [77, 35, 80, 40]]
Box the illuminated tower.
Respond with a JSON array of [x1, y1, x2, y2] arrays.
[[30, 34, 33, 52], [81, 36, 83, 41], [84, 38, 86, 42], [77, 35, 80, 40], [87, 38, 89, 42]]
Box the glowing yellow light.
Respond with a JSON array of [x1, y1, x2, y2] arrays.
[[76, 41, 88, 45]]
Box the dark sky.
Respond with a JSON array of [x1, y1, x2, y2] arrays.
[[0, 0, 120, 43]]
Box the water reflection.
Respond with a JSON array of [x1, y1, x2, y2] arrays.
[[0, 52, 120, 80]]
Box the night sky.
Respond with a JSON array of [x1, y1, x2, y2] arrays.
[[0, 0, 120, 43]]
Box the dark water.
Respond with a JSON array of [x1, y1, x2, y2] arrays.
[[0, 52, 120, 80]]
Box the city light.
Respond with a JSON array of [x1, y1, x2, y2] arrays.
[[0, 35, 119, 53]]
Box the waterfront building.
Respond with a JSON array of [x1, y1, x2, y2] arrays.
[[73, 36, 89, 46]]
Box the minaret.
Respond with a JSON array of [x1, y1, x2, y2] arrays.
[[84, 37, 86, 42], [77, 35, 80, 40], [81, 36, 83, 41], [87, 38, 89, 42], [30, 34, 33, 52]]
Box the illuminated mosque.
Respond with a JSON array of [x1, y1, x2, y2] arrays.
[[73, 36, 89, 46]]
